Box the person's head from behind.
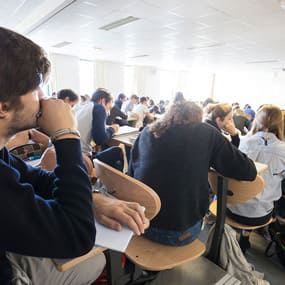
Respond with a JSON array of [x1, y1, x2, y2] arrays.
[[57, 89, 79, 108], [117, 93, 126, 102], [91, 88, 113, 113], [251, 104, 284, 140], [140, 97, 147, 105], [202, 98, 215, 108], [80, 95, 89, 104], [206, 103, 233, 130], [174, 91, 185, 104], [0, 27, 50, 137], [149, 99, 155, 106], [130, 94, 139, 104], [149, 101, 202, 138]]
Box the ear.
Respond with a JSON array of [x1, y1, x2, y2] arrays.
[[0, 102, 10, 119]]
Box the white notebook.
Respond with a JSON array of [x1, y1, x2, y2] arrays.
[[115, 126, 139, 136], [94, 218, 133, 252]]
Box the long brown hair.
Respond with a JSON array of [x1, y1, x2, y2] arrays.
[[250, 104, 284, 140], [149, 101, 202, 138]]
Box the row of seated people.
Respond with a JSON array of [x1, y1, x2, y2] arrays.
[[7, 82, 285, 254], [9, 95, 284, 258], [2, 26, 284, 284]]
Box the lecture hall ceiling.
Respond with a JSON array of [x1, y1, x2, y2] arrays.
[[2, 0, 285, 71]]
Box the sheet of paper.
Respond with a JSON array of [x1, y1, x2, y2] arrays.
[[115, 126, 139, 136], [94, 218, 133, 252]]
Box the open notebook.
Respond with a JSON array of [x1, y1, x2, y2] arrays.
[[115, 126, 139, 136]]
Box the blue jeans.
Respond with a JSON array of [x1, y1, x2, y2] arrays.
[[144, 220, 202, 246]]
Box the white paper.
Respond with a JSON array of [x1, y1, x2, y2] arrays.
[[94, 218, 133, 252], [115, 126, 139, 136]]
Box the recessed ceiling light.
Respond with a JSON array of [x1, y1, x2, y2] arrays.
[[52, 41, 72, 48], [129, 54, 149, 59], [99, 16, 140, 31], [188, 43, 225, 50], [246, 60, 279, 64]]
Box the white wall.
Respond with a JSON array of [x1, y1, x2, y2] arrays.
[[214, 71, 285, 110], [95, 61, 124, 97], [49, 53, 80, 93], [49, 53, 285, 110]]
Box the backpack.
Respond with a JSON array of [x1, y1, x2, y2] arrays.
[[265, 219, 285, 268]]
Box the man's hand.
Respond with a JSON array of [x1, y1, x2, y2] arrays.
[[29, 129, 50, 148], [223, 120, 238, 136], [93, 194, 146, 236], [111, 124, 120, 133], [37, 99, 77, 136]]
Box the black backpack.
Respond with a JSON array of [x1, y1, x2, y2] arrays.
[[265, 219, 285, 268]]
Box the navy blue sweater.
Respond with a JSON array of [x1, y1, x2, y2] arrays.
[[129, 123, 256, 231], [92, 103, 114, 146], [0, 139, 95, 284]]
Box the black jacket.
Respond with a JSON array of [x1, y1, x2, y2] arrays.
[[129, 123, 256, 231]]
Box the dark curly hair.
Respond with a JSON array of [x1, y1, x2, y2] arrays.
[[149, 101, 203, 138], [0, 27, 50, 109]]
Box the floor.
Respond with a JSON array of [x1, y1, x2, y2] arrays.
[[245, 231, 285, 285], [95, 224, 285, 285]]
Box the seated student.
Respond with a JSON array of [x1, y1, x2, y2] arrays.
[[173, 91, 186, 104], [121, 94, 139, 114], [204, 103, 240, 147], [114, 93, 127, 110], [130, 97, 154, 129], [0, 27, 146, 285], [128, 101, 256, 246], [227, 104, 285, 253], [106, 105, 128, 126], [57, 88, 79, 108], [76, 88, 124, 170], [233, 107, 251, 135]]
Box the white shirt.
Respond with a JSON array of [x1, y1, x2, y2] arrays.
[[75, 102, 93, 154], [132, 104, 148, 128], [228, 131, 285, 218]]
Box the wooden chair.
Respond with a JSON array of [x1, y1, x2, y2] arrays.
[[208, 170, 274, 230], [94, 159, 206, 272]]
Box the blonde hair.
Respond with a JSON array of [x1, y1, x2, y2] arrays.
[[205, 103, 232, 121], [250, 104, 284, 140]]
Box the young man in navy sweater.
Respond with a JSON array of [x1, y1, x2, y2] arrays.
[[0, 27, 146, 285]]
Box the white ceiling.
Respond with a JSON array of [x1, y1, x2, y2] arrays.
[[2, 0, 285, 71]]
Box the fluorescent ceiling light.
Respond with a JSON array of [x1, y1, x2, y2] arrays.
[[129, 54, 149, 59], [99, 16, 140, 31], [188, 43, 225, 50], [52, 41, 72, 48], [246, 60, 279, 64]]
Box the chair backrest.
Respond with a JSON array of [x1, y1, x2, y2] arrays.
[[208, 170, 265, 205], [9, 143, 46, 160], [93, 159, 161, 220]]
